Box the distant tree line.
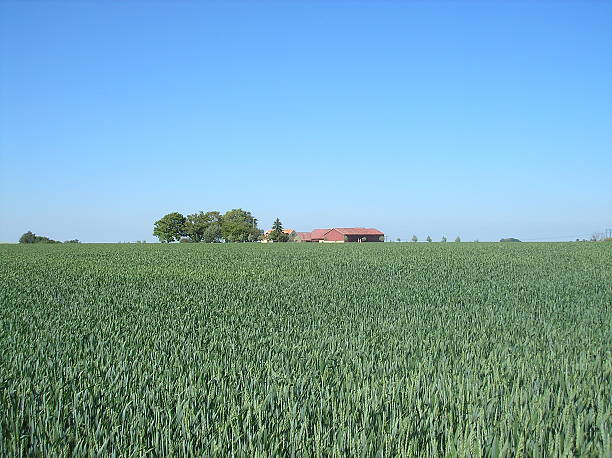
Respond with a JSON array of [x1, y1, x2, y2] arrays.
[[153, 209, 262, 243], [19, 231, 80, 244], [407, 235, 458, 242]]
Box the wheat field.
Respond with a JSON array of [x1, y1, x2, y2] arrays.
[[0, 243, 610, 456]]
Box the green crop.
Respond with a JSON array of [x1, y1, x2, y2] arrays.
[[0, 243, 610, 456]]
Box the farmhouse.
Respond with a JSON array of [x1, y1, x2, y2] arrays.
[[297, 228, 384, 243], [262, 228, 296, 242]]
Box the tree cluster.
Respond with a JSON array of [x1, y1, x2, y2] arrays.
[[153, 209, 262, 243], [19, 231, 61, 244], [267, 218, 290, 242]]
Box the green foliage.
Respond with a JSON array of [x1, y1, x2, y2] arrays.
[[154, 209, 260, 243], [272, 218, 283, 232], [279, 233, 290, 242], [18, 231, 60, 244], [18, 231, 36, 243], [63, 239, 80, 244], [455, 236, 461, 242], [411, 235, 418, 242], [221, 208, 261, 242], [202, 223, 223, 243], [153, 212, 186, 242], [426, 235, 432, 242], [269, 218, 289, 242], [0, 243, 610, 455], [500, 238, 521, 242], [185, 211, 222, 243]]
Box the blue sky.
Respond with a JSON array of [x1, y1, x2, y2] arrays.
[[1, 1, 610, 242]]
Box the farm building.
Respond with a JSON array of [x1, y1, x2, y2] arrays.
[[309, 229, 332, 242], [296, 232, 313, 242], [262, 228, 296, 242], [297, 228, 384, 243]]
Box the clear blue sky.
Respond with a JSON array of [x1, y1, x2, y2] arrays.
[[1, 1, 610, 242]]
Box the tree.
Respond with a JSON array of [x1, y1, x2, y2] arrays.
[[19, 231, 59, 244], [153, 212, 186, 243], [184, 212, 206, 243], [426, 235, 432, 243], [396, 238, 401, 242], [184, 211, 222, 243], [499, 238, 521, 242], [411, 235, 418, 242], [19, 231, 36, 244], [269, 218, 289, 242], [455, 236, 461, 242], [202, 222, 223, 243], [441, 236, 447, 243], [272, 218, 283, 232], [221, 209, 261, 242]]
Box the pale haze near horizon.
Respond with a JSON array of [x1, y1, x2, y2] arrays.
[[0, 1, 610, 243]]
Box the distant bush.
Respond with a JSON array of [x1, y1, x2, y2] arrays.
[[19, 231, 60, 244], [500, 238, 521, 243], [64, 239, 80, 244]]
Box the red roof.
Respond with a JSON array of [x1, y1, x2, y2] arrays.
[[296, 232, 312, 241], [264, 229, 295, 235], [310, 229, 332, 240], [332, 228, 384, 236]]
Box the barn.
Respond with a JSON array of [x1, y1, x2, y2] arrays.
[[322, 228, 384, 243], [296, 232, 313, 242], [309, 229, 332, 242], [297, 228, 384, 242]]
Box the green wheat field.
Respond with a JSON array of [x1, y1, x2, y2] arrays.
[[1, 243, 610, 456]]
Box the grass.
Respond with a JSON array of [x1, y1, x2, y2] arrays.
[[0, 242, 610, 456]]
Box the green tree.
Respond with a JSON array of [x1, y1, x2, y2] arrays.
[[153, 212, 186, 243], [185, 211, 222, 243], [411, 235, 418, 242], [455, 236, 461, 242], [426, 235, 432, 243], [272, 218, 282, 232], [222, 209, 261, 242], [19, 231, 36, 243], [441, 236, 447, 243], [268, 218, 289, 242], [184, 212, 206, 243], [19, 231, 59, 243], [202, 221, 223, 243]]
